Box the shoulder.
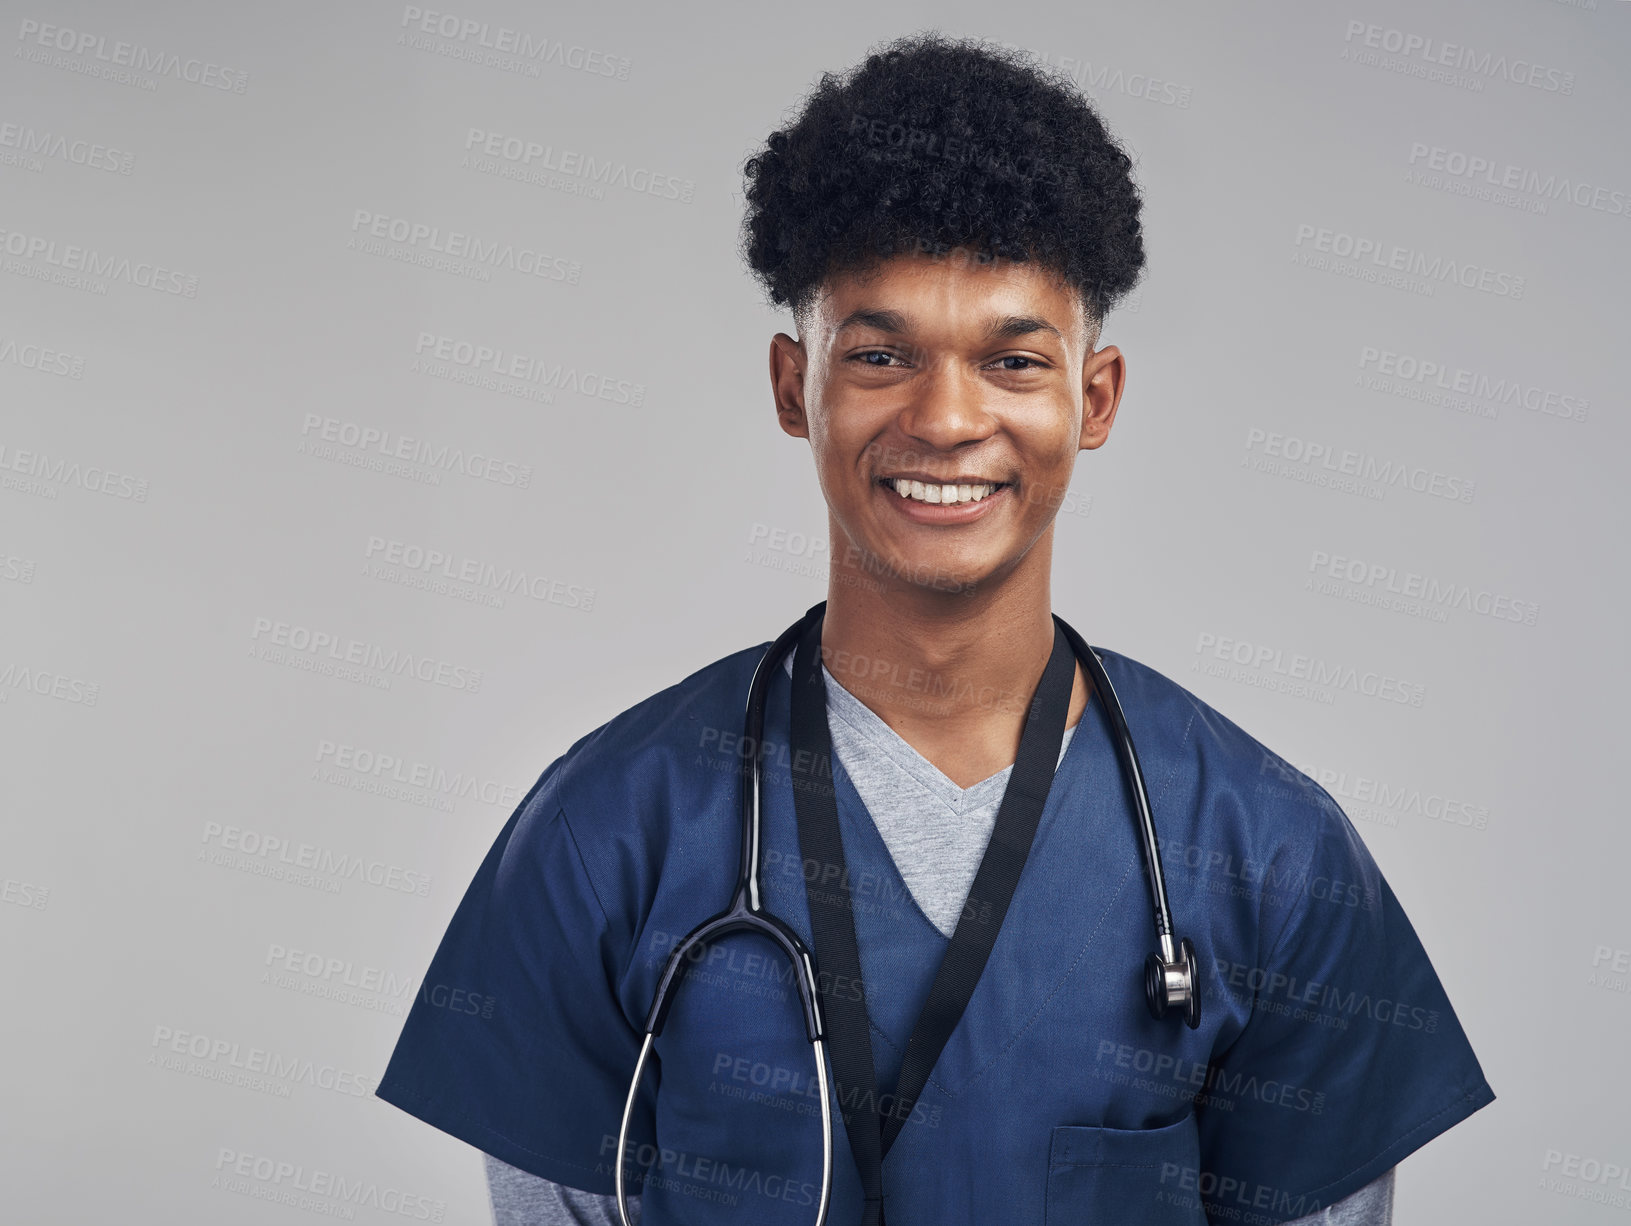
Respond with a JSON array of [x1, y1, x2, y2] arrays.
[[545, 636, 772, 841], [1091, 645, 1312, 796], [490, 637, 775, 944], [1091, 645, 1394, 1011], [1091, 645, 1360, 891]]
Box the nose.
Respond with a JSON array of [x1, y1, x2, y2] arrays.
[[893, 359, 1000, 452]]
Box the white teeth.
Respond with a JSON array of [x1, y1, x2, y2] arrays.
[[887, 478, 999, 505]]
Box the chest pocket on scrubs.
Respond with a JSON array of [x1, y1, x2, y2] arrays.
[[1044, 1111, 1207, 1225]]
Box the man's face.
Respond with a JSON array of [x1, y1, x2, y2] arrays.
[[769, 248, 1126, 598]]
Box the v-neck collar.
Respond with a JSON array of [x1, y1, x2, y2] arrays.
[[761, 640, 1135, 1105], [781, 651, 1079, 810]]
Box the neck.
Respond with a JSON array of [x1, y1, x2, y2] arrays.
[[818, 522, 1087, 774]]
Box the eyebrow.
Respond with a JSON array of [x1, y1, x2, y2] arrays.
[[832, 308, 1064, 344]]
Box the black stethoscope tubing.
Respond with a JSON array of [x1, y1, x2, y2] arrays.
[[617, 603, 1198, 1226]]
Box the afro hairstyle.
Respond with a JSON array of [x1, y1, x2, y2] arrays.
[[738, 31, 1147, 342]]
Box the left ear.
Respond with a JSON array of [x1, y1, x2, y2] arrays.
[[1079, 344, 1126, 451]]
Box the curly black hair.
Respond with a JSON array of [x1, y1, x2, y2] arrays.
[[739, 31, 1146, 340]]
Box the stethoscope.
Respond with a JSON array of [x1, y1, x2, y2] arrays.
[[616, 603, 1199, 1226]]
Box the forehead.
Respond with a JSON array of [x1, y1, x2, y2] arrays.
[[810, 250, 1084, 341]]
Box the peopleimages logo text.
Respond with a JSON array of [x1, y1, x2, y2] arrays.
[[1341, 22, 1575, 93], [1293, 225, 1524, 297]]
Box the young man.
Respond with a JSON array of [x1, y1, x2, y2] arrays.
[[376, 33, 1493, 1225]]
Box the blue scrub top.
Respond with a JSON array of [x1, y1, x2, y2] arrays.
[[375, 636, 1494, 1225]]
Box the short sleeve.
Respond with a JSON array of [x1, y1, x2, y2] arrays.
[[1193, 795, 1494, 1223], [484, 1153, 633, 1225], [374, 761, 654, 1194]]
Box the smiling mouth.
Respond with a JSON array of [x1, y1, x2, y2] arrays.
[[878, 476, 1012, 506]]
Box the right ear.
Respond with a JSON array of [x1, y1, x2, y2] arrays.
[[770, 332, 810, 439]]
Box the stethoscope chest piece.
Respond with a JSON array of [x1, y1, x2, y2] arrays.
[[1145, 936, 1201, 1029]]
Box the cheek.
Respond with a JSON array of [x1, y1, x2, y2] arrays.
[[1018, 448, 1082, 514], [809, 418, 874, 487], [1020, 430, 1080, 475], [803, 396, 845, 454]]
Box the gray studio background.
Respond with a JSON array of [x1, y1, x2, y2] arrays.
[[2, 0, 1626, 1221]]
